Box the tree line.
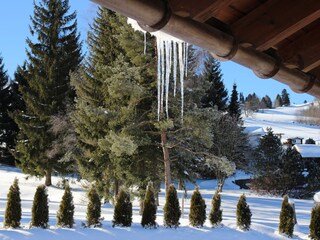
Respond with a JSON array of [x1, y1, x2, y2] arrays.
[[4, 178, 320, 239]]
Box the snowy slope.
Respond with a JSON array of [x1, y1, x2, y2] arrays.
[[0, 165, 315, 240], [244, 103, 320, 141]]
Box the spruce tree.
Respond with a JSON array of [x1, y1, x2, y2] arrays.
[[279, 195, 294, 237], [31, 185, 49, 228], [236, 194, 252, 231], [0, 56, 16, 166], [310, 204, 320, 240], [209, 190, 222, 227], [72, 8, 162, 200], [57, 184, 74, 228], [112, 189, 132, 227], [13, 0, 82, 186], [163, 184, 181, 228], [274, 94, 283, 108], [281, 89, 290, 106], [86, 187, 102, 227], [228, 83, 241, 121], [189, 187, 206, 227], [4, 178, 21, 228], [278, 148, 304, 195], [201, 55, 228, 111], [141, 182, 157, 228], [253, 127, 283, 192]]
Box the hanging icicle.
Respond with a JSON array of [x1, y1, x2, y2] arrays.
[[128, 18, 188, 122], [143, 32, 147, 55]]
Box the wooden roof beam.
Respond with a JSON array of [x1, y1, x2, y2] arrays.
[[193, 0, 236, 22], [231, 0, 320, 51], [278, 27, 320, 72]]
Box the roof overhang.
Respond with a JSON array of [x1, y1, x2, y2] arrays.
[[92, 0, 320, 99]]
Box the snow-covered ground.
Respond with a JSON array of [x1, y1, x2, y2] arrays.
[[0, 103, 319, 240], [244, 103, 320, 141]]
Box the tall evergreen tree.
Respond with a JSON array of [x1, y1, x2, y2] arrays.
[[0, 56, 16, 165], [252, 128, 283, 192], [228, 83, 241, 121], [278, 148, 304, 196], [31, 185, 49, 228], [281, 89, 290, 106], [274, 94, 283, 108], [189, 187, 206, 227], [13, 0, 82, 186], [201, 56, 228, 111], [4, 178, 21, 228], [57, 184, 74, 228], [72, 8, 162, 201]]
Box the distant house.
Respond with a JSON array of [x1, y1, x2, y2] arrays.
[[285, 137, 304, 146], [293, 144, 320, 160]]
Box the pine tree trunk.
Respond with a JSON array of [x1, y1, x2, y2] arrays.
[[161, 129, 171, 192], [114, 179, 119, 200], [45, 170, 52, 186], [178, 177, 184, 190]]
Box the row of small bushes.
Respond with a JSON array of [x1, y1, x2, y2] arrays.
[[3, 179, 320, 239]]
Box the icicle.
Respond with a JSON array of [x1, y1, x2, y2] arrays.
[[143, 32, 147, 55], [185, 43, 189, 77], [165, 40, 172, 119], [157, 38, 161, 121], [160, 39, 165, 116], [178, 42, 185, 122], [173, 42, 177, 97]]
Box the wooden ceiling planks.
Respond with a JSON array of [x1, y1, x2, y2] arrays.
[[230, 0, 320, 51], [168, 0, 320, 88]]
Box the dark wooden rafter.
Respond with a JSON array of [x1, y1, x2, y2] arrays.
[[231, 0, 320, 51], [193, 0, 237, 22], [278, 27, 320, 71], [169, 0, 214, 18]]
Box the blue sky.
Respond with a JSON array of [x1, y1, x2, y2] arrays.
[[0, 0, 314, 104]]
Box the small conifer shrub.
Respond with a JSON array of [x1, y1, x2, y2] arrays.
[[209, 190, 222, 227], [279, 195, 294, 237], [86, 187, 102, 227], [57, 184, 74, 228], [236, 194, 252, 231], [189, 187, 206, 227], [163, 184, 181, 228], [141, 182, 157, 228], [31, 185, 49, 228], [310, 204, 320, 240], [4, 178, 21, 228], [112, 189, 132, 227]]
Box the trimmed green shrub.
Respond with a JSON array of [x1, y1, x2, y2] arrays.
[[163, 184, 181, 228], [112, 189, 132, 227], [4, 178, 21, 228], [209, 190, 222, 227], [279, 195, 294, 237], [31, 185, 49, 228], [236, 194, 252, 231], [86, 187, 102, 227], [189, 187, 206, 227], [310, 204, 320, 240], [57, 184, 74, 228], [141, 182, 157, 228]]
